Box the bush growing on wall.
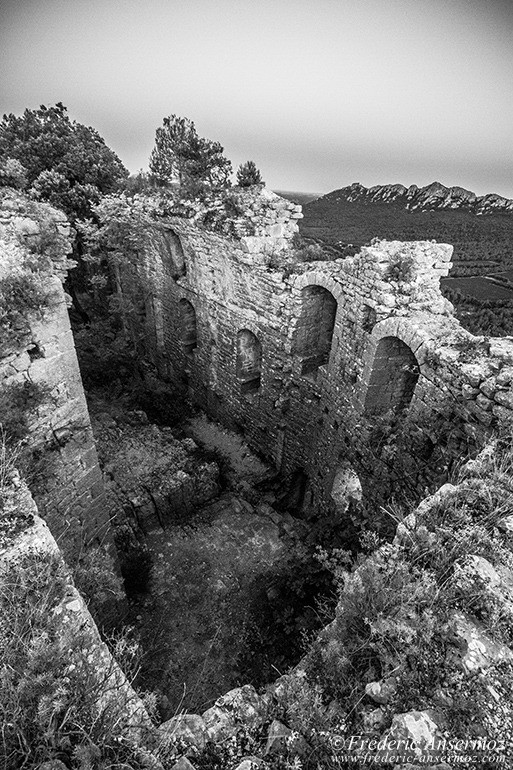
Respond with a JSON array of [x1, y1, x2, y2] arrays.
[[0, 381, 53, 445], [273, 442, 513, 758], [0, 552, 150, 769]]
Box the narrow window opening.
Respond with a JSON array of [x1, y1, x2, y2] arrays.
[[236, 329, 262, 394], [362, 304, 377, 333], [293, 285, 337, 378], [179, 299, 197, 355], [163, 228, 186, 279]]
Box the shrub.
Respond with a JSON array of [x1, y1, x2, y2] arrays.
[[72, 545, 126, 629], [0, 269, 59, 354], [0, 158, 27, 189], [384, 251, 415, 283], [0, 380, 52, 444], [114, 522, 153, 596], [0, 553, 149, 769]]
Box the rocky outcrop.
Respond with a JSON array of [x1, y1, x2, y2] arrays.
[[323, 180, 513, 215], [91, 404, 220, 531]]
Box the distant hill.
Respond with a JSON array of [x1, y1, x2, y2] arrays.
[[274, 190, 320, 206], [301, 181, 513, 278], [300, 181, 513, 337]]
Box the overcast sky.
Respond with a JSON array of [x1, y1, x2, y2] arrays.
[[1, 0, 512, 197]]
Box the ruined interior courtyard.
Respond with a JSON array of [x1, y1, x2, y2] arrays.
[[2, 185, 513, 767]]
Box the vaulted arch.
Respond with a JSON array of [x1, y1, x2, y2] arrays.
[[364, 336, 419, 416], [293, 285, 337, 376]]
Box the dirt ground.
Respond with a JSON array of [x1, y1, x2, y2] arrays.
[[130, 416, 288, 717], [186, 414, 272, 484]]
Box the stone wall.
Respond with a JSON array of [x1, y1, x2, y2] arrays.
[[0, 473, 150, 758], [0, 194, 110, 561], [120, 202, 513, 513]]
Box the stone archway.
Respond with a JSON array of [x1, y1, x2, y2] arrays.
[[293, 285, 337, 376], [364, 336, 420, 416]]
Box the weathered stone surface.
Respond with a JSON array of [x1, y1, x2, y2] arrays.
[[126, 211, 513, 515], [381, 710, 440, 761], [264, 719, 291, 755], [158, 713, 207, 749], [449, 611, 513, 672], [365, 678, 397, 705], [0, 481, 149, 740], [202, 685, 268, 741], [92, 403, 220, 530], [170, 758, 197, 770], [233, 758, 264, 770], [0, 195, 111, 564]]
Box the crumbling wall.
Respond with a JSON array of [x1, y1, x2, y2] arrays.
[[0, 194, 110, 560], [0, 472, 150, 762], [123, 201, 513, 511]]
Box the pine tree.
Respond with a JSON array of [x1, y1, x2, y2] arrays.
[[149, 115, 232, 194], [236, 160, 264, 187]]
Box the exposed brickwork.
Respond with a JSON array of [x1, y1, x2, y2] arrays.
[[124, 210, 513, 513]]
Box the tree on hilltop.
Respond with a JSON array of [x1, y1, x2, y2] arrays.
[[149, 114, 232, 195], [236, 160, 264, 187], [0, 103, 128, 219]]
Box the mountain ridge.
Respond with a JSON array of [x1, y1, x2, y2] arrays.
[[322, 181, 513, 215]]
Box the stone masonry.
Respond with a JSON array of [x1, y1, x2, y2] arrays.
[[123, 191, 513, 513], [0, 194, 110, 561]]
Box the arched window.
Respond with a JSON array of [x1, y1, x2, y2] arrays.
[[163, 228, 186, 279], [293, 286, 337, 376], [236, 329, 262, 394], [364, 336, 419, 416], [179, 299, 197, 355]]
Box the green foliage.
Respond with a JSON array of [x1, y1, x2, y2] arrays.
[[0, 553, 148, 769], [0, 269, 58, 353], [235, 535, 351, 687], [306, 544, 438, 708], [149, 114, 232, 195], [72, 545, 125, 628], [275, 442, 513, 754], [0, 380, 53, 444], [0, 196, 72, 352], [442, 284, 513, 337], [120, 170, 160, 196], [302, 194, 513, 277], [266, 234, 332, 276], [237, 160, 264, 187], [114, 522, 153, 596], [73, 321, 142, 388], [0, 157, 27, 189], [384, 251, 415, 282], [0, 103, 128, 220]]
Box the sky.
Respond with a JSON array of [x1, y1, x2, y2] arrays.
[[1, 0, 513, 197]]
